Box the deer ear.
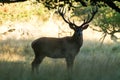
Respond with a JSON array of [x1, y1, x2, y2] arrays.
[[82, 24, 89, 30]]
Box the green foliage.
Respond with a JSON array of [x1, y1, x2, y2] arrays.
[[37, 0, 120, 13], [92, 5, 120, 42]]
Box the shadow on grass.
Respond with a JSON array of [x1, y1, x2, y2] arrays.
[[0, 61, 31, 80], [0, 39, 120, 80]]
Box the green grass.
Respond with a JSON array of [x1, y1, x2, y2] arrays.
[[0, 39, 120, 80]]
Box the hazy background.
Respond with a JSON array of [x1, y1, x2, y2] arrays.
[[0, 1, 120, 80]]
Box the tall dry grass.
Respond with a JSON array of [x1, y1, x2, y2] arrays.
[[0, 39, 120, 80]]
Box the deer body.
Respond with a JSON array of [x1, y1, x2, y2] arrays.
[[31, 6, 97, 74], [31, 30, 83, 72], [32, 32, 83, 58]]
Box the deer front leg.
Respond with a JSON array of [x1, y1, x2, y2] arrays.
[[65, 55, 75, 80]]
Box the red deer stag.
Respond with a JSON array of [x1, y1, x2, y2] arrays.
[[31, 6, 98, 73]]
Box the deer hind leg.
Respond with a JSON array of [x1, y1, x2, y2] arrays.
[[31, 54, 45, 73]]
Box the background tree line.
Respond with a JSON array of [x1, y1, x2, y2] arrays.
[[0, 0, 120, 42]]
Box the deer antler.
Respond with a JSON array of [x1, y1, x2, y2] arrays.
[[58, 7, 77, 30], [80, 6, 98, 27], [58, 6, 98, 30]]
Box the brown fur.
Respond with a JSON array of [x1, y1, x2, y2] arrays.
[[31, 6, 97, 75], [31, 32, 83, 73]]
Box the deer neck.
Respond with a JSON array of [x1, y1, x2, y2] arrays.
[[72, 32, 83, 47]]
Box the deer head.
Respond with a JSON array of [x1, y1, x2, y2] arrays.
[[58, 6, 98, 37]]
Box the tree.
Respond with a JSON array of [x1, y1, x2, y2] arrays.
[[38, 0, 120, 13], [91, 5, 120, 42], [38, 0, 120, 42], [0, 0, 26, 5]]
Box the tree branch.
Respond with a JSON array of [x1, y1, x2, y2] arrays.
[[105, 1, 120, 13]]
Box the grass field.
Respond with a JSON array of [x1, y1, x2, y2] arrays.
[[0, 39, 120, 80]]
